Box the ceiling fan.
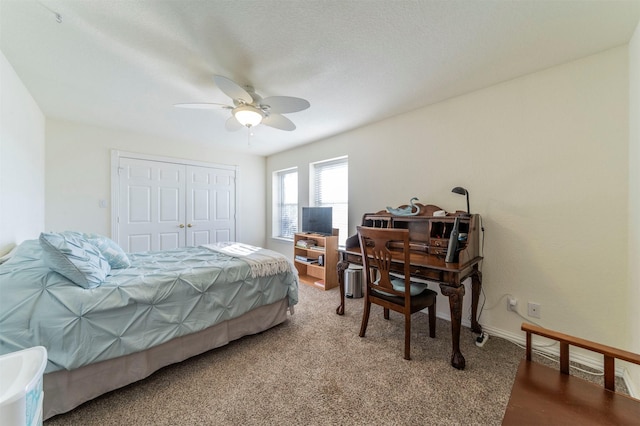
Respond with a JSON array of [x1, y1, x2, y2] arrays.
[[175, 75, 310, 132]]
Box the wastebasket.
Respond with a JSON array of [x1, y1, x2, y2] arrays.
[[345, 266, 363, 298], [0, 346, 47, 426]]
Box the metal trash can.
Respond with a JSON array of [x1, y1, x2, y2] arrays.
[[345, 266, 363, 298]]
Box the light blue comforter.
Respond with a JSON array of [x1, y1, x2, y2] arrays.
[[0, 240, 298, 373]]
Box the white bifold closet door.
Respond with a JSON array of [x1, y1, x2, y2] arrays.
[[116, 157, 236, 253]]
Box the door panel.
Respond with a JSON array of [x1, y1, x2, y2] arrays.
[[128, 234, 152, 253], [186, 165, 236, 246], [118, 158, 186, 252], [128, 186, 151, 222], [159, 187, 180, 222], [191, 230, 211, 247], [215, 229, 231, 242], [192, 189, 210, 221], [159, 232, 181, 250]]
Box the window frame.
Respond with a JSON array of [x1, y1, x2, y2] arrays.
[[272, 167, 298, 240]]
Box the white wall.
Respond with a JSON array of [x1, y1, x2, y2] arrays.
[[0, 51, 45, 253], [267, 47, 630, 352], [45, 119, 267, 247], [628, 21, 640, 397]]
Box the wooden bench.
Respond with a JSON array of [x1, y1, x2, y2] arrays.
[[502, 323, 640, 425]]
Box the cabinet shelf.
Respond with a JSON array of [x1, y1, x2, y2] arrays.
[[293, 232, 338, 291]]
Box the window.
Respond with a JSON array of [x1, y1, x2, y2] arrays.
[[311, 156, 348, 246], [273, 168, 298, 239]]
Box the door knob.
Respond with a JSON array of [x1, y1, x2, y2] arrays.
[[179, 224, 185, 228], [187, 224, 193, 228]]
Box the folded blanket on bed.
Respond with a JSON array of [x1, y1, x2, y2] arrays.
[[201, 242, 293, 279]]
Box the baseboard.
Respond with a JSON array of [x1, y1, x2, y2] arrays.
[[623, 368, 639, 399], [435, 310, 473, 329], [432, 314, 637, 398]]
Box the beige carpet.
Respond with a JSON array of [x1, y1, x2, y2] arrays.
[[44, 283, 539, 425]]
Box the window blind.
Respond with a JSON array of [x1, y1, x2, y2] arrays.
[[312, 157, 348, 245], [274, 168, 298, 239]]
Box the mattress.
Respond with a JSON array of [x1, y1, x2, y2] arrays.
[[0, 240, 298, 373]]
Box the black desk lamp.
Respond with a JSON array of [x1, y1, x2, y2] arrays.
[[451, 186, 470, 215]]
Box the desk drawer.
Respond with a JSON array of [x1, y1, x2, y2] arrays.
[[429, 247, 448, 257], [430, 238, 448, 248], [344, 253, 364, 265], [407, 266, 443, 281]]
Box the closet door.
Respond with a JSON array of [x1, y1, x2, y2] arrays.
[[114, 153, 237, 252], [185, 165, 236, 246], [117, 158, 186, 252]]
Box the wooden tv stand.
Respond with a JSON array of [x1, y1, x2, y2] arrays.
[[293, 232, 338, 290]]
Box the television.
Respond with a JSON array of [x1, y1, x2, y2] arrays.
[[301, 207, 333, 235]]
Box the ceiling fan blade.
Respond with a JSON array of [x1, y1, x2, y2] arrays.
[[262, 114, 296, 131], [174, 102, 232, 109], [213, 75, 253, 104], [260, 96, 310, 114], [225, 116, 244, 131]]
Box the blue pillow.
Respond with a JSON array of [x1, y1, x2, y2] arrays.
[[83, 233, 131, 269], [389, 278, 428, 296], [374, 278, 428, 297], [39, 232, 111, 289]]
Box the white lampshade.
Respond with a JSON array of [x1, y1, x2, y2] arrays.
[[234, 105, 263, 127]]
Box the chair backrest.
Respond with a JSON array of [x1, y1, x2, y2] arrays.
[[357, 226, 411, 299]]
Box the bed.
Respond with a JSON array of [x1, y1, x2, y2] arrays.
[[0, 233, 298, 420]]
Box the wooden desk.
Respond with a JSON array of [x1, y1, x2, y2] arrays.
[[336, 204, 483, 370], [337, 247, 482, 369]]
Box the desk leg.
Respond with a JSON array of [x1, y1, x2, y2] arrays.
[[336, 260, 349, 315], [439, 283, 466, 370], [470, 265, 483, 334]]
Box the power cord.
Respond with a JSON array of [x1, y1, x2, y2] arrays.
[[507, 339, 604, 377], [478, 291, 604, 377], [474, 287, 488, 347], [472, 218, 603, 376], [480, 215, 485, 257], [472, 216, 486, 345]]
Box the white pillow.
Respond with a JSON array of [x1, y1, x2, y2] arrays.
[[39, 232, 111, 289], [0, 244, 17, 265]]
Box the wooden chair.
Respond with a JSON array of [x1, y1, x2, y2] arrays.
[[502, 323, 640, 425], [357, 226, 437, 360]]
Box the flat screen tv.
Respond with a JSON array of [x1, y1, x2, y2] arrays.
[[301, 207, 333, 236]]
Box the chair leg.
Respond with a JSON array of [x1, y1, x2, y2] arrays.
[[360, 301, 371, 337], [384, 308, 390, 320], [428, 303, 436, 338], [404, 313, 411, 360]]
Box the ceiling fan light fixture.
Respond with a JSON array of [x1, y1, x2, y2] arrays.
[[233, 105, 263, 127]]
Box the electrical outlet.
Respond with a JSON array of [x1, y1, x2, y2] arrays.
[[507, 297, 517, 312], [528, 302, 541, 318]]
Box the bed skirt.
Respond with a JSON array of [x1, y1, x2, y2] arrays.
[[43, 297, 290, 420]]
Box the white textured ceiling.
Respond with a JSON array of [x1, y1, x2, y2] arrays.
[[1, 0, 639, 156]]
